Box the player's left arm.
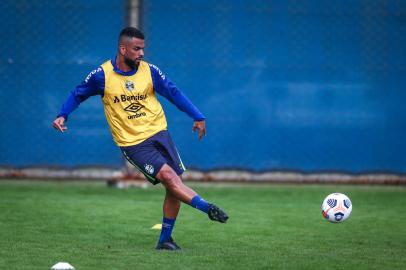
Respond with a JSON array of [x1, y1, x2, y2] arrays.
[[150, 64, 206, 140]]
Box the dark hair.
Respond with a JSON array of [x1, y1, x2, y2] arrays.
[[119, 27, 145, 40]]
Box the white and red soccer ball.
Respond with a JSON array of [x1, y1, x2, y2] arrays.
[[321, 193, 352, 223]]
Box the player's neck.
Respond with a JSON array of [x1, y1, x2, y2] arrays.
[[116, 56, 136, 72], [116, 57, 132, 72]]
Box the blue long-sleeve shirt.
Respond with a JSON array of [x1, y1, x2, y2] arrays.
[[58, 58, 205, 122]]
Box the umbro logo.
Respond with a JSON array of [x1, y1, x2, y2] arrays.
[[124, 102, 144, 113]]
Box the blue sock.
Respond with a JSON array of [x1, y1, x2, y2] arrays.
[[159, 217, 176, 243], [190, 195, 210, 213]]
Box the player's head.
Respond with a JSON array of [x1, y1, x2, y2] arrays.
[[118, 27, 145, 69]]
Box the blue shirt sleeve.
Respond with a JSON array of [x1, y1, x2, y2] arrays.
[[57, 67, 105, 121], [149, 64, 205, 121]]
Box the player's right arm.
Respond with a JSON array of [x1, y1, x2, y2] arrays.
[[52, 67, 105, 132]]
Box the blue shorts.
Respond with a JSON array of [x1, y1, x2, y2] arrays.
[[120, 130, 186, 185]]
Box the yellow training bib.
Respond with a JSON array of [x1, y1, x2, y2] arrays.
[[101, 60, 167, 146]]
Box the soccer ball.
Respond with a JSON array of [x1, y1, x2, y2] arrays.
[[321, 193, 352, 223]]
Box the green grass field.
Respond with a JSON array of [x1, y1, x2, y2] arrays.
[[0, 180, 405, 270]]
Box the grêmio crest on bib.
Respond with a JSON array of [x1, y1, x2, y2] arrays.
[[124, 80, 135, 91]]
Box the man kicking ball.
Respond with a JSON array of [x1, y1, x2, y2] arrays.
[[52, 27, 229, 250]]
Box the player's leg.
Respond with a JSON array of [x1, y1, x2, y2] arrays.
[[121, 130, 228, 250], [119, 135, 196, 250], [156, 188, 182, 250], [155, 131, 211, 209], [156, 164, 229, 223], [156, 164, 196, 203], [163, 187, 181, 218]]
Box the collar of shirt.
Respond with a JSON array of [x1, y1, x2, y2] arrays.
[[111, 56, 138, 76]]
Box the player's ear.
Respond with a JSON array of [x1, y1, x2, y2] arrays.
[[119, 43, 126, 56]]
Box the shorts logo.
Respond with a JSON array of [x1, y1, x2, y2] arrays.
[[125, 80, 135, 91], [144, 164, 154, 175]]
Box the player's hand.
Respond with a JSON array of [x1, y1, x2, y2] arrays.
[[192, 120, 206, 140], [52, 116, 68, 132]]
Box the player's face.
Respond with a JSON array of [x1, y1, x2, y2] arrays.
[[122, 37, 145, 68]]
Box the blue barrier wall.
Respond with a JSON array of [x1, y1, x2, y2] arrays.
[[141, 0, 406, 172], [0, 0, 125, 167], [0, 0, 405, 173]]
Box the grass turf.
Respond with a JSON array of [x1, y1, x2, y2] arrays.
[[0, 180, 405, 270]]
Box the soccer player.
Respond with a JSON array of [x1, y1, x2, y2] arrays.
[[52, 27, 228, 250]]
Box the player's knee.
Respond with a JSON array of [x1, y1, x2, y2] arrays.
[[161, 177, 181, 190], [157, 166, 181, 187]]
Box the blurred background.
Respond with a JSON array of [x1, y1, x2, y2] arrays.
[[0, 0, 405, 180]]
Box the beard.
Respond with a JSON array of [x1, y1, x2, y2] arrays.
[[124, 56, 138, 69]]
